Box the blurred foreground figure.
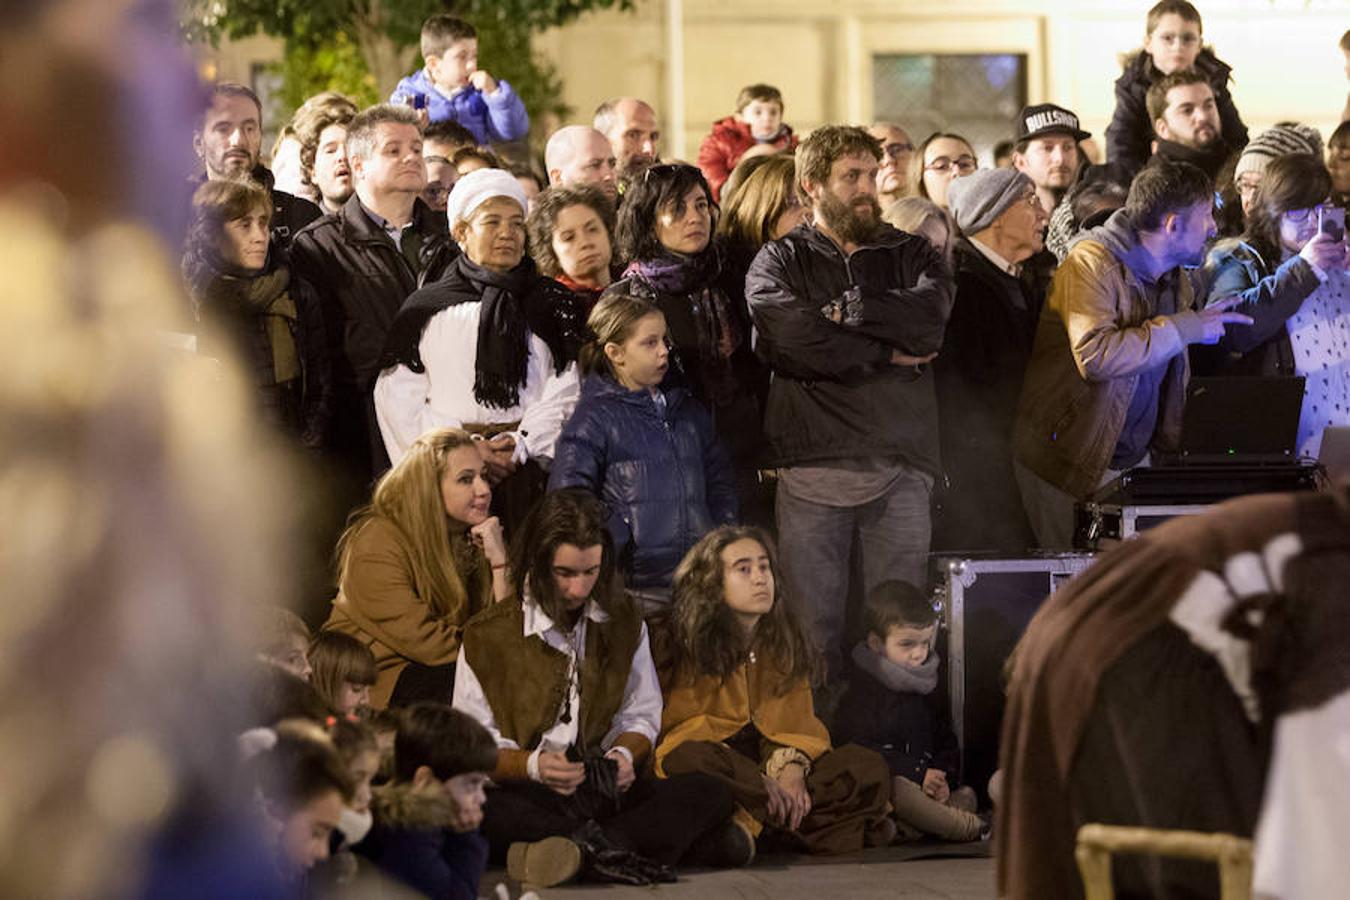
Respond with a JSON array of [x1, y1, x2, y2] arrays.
[[0, 1, 299, 897], [998, 486, 1350, 900]]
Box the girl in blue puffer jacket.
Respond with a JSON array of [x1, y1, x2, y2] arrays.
[[548, 292, 738, 616]]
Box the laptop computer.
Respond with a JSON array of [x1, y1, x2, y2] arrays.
[[1163, 375, 1305, 465]]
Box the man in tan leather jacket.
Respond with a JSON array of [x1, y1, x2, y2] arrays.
[[1012, 160, 1252, 548]]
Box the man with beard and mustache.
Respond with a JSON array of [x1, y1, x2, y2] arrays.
[[192, 83, 321, 250], [1147, 71, 1231, 181], [293, 93, 358, 215], [594, 98, 661, 184], [1012, 161, 1253, 549], [1012, 103, 1089, 216], [745, 125, 954, 707]]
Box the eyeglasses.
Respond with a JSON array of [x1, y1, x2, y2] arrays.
[[1284, 203, 1332, 224], [924, 155, 977, 175], [882, 142, 914, 161]]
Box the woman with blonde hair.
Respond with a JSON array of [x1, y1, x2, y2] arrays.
[[718, 154, 808, 258], [653, 526, 893, 855], [325, 427, 510, 708], [882, 195, 956, 265]]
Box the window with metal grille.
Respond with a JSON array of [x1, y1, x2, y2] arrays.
[[873, 54, 1027, 167]]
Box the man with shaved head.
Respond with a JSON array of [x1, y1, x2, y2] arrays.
[[868, 122, 914, 212], [545, 125, 619, 201], [594, 97, 661, 180]]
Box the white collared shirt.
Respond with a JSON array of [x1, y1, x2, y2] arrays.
[[968, 236, 1022, 278], [373, 300, 580, 466], [451, 595, 662, 781]]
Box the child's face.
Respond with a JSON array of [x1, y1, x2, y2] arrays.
[[278, 789, 344, 873], [347, 749, 380, 814], [337, 681, 371, 716], [1144, 13, 1202, 75], [265, 634, 311, 682], [739, 99, 784, 140], [429, 38, 478, 91], [871, 623, 936, 668], [444, 772, 490, 833]]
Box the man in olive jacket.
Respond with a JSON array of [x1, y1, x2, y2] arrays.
[[1012, 160, 1251, 548], [745, 125, 954, 691]]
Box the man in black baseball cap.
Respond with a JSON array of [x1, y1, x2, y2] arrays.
[[1013, 103, 1091, 215]]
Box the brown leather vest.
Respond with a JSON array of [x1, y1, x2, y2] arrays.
[[462, 595, 642, 754]]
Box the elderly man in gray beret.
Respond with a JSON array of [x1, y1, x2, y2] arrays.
[[932, 168, 1048, 553]]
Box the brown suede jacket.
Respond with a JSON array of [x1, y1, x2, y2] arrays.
[[325, 516, 489, 708], [1013, 213, 1206, 499]]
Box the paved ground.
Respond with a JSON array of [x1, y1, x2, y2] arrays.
[[488, 844, 998, 900]]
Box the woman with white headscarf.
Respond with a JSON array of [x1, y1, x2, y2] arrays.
[[375, 167, 583, 530]]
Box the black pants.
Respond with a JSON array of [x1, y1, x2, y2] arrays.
[[388, 662, 456, 708], [481, 772, 733, 866]]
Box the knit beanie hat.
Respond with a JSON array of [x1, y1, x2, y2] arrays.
[[1234, 124, 1324, 182], [445, 167, 528, 226], [946, 168, 1034, 235]]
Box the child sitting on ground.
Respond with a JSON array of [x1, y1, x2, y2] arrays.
[[390, 14, 529, 147], [255, 606, 313, 681], [1105, 0, 1247, 176], [309, 630, 378, 717], [696, 83, 798, 201], [244, 720, 354, 884], [308, 717, 384, 891], [356, 703, 497, 900], [832, 581, 984, 842]]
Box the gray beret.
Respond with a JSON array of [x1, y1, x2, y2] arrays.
[[946, 168, 1034, 235]]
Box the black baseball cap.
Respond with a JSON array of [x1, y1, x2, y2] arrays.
[[1017, 103, 1091, 143]]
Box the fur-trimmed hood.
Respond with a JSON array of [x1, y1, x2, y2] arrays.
[[370, 782, 458, 831]]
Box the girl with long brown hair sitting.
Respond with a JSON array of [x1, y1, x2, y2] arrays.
[[653, 526, 893, 857]]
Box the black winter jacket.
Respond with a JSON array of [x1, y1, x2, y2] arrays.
[[745, 223, 954, 473], [1105, 48, 1249, 177], [291, 194, 455, 390], [189, 258, 333, 449], [832, 655, 961, 786], [290, 195, 455, 478], [548, 374, 738, 591], [933, 239, 1040, 552]]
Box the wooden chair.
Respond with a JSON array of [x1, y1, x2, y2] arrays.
[[1075, 823, 1254, 900]]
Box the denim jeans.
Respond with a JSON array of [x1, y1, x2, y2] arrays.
[[775, 465, 932, 684]]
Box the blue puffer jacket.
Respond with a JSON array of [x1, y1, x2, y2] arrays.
[[549, 374, 738, 591], [389, 68, 529, 145]]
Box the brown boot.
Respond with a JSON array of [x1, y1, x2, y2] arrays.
[[506, 836, 583, 888]]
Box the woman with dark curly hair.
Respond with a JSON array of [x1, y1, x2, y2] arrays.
[[183, 177, 332, 447], [652, 526, 893, 856], [526, 184, 616, 313]]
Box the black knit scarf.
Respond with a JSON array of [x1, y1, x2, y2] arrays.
[[380, 254, 570, 410]]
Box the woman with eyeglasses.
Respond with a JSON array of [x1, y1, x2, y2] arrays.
[[909, 133, 978, 210], [1201, 153, 1350, 459], [610, 163, 764, 526]]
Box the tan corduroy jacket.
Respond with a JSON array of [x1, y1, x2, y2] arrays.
[[1013, 231, 1206, 499]]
